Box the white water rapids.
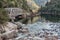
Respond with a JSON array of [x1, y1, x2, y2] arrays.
[[15, 22, 60, 40], [27, 22, 52, 33]]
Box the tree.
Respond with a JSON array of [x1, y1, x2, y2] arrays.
[[46, 0, 60, 12], [0, 0, 31, 12]]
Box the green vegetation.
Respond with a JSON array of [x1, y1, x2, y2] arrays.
[[0, 0, 31, 24], [0, 0, 30, 12], [0, 8, 9, 24], [42, 0, 60, 13]]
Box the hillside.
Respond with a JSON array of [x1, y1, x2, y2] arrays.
[[0, 0, 40, 24], [26, 0, 40, 13], [0, 0, 40, 13], [46, 0, 60, 13]]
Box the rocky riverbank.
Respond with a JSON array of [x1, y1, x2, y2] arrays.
[[0, 22, 29, 40], [0, 22, 60, 40]]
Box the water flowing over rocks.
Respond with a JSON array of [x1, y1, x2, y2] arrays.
[[0, 22, 60, 40]]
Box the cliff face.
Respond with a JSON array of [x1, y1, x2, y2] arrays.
[[34, 0, 51, 6], [26, 0, 40, 13]]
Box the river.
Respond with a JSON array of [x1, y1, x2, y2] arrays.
[[34, 0, 60, 22], [24, 0, 60, 39], [5, 0, 60, 40]]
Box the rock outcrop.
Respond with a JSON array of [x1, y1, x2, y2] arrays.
[[0, 22, 29, 40], [0, 34, 2, 40], [4, 22, 18, 32], [2, 30, 17, 39], [26, 0, 40, 13]]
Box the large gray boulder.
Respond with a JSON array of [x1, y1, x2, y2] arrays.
[[0, 34, 2, 40], [4, 22, 18, 32], [2, 30, 17, 39]]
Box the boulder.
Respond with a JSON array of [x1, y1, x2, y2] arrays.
[[0, 34, 2, 40], [2, 30, 17, 39], [18, 27, 29, 33], [0, 25, 6, 33], [4, 22, 18, 32]]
